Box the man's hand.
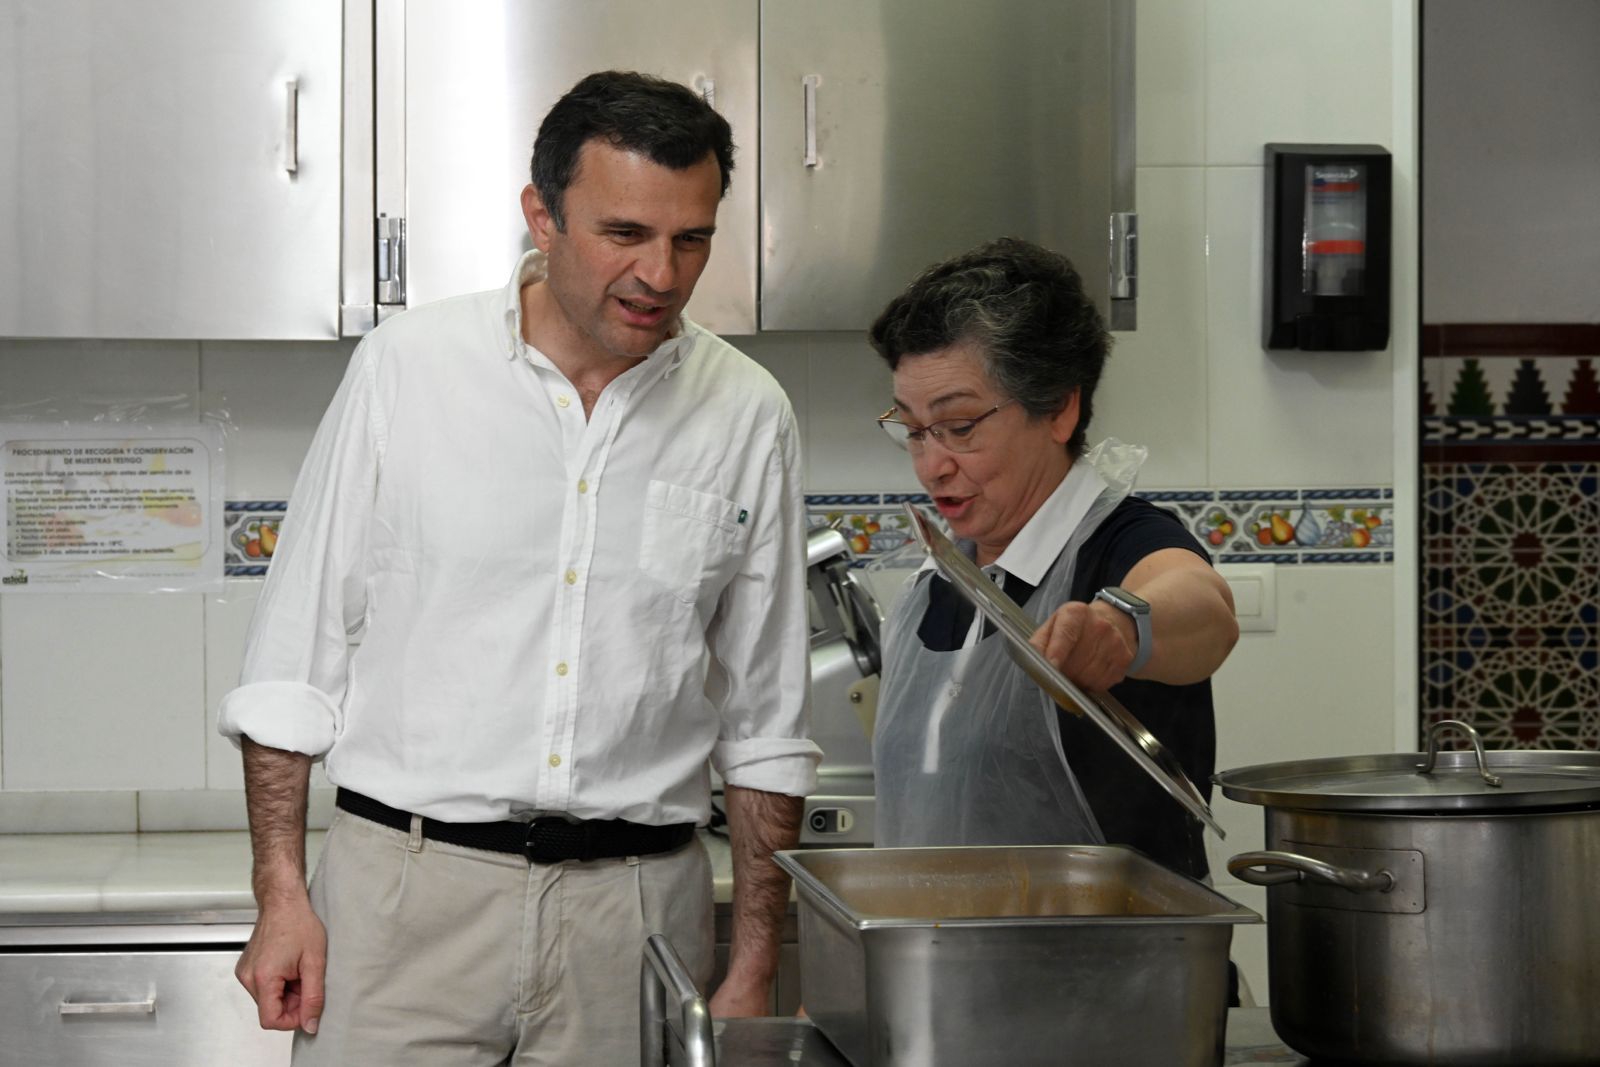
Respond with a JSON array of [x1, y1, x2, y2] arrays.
[[238, 738, 320, 1032], [1030, 599, 1136, 692], [708, 969, 772, 1018], [236, 895, 327, 1033]]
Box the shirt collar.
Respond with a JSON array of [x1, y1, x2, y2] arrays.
[[500, 249, 693, 374], [990, 460, 1107, 585], [915, 457, 1107, 585]]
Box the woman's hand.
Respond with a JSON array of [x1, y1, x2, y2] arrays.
[[1030, 550, 1240, 691], [1029, 600, 1138, 692]]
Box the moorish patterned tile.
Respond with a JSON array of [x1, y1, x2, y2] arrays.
[[1422, 324, 1600, 750]]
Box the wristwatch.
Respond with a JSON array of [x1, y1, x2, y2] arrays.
[[1093, 586, 1152, 675]]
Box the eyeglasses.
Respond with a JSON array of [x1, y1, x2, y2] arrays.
[[876, 400, 1015, 454]]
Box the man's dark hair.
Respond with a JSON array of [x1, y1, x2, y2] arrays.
[[868, 237, 1111, 457], [531, 71, 735, 232]]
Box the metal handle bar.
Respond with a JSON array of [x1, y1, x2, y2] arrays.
[[60, 995, 157, 1016], [1228, 850, 1395, 893], [641, 933, 715, 1067]]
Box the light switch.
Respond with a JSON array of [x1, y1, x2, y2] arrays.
[[1216, 563, 1277, 633], [1232, 578, 1262, 617]]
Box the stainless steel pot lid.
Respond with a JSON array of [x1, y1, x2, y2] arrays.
[[1216, 720, 1600, 813], [902, 504, 1225, 838]]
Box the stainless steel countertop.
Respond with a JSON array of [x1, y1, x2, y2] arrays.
[[708, 1009, 1306, 1065], [0, 828, 741, 923]]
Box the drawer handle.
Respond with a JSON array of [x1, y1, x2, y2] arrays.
[[60, 996, 157, 1016]]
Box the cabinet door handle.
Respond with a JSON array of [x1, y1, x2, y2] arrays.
[[284, 79, 299, 175], [803, 75, 820, 168], [60, 995, 157, 1016]]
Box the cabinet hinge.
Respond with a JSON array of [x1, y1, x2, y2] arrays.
[[1110, 212, 1137, 300], [377, 214, 406, 306]]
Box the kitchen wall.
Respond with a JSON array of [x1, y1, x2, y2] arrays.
[[0, 0, 1417, 999], [1418, 0, 1600, 752]]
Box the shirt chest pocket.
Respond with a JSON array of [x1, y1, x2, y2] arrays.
[[639, 480, 752, 605]]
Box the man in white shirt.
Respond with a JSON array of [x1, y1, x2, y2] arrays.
[[220, 71, 818, 1066]]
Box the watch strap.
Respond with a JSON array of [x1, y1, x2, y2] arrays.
[[1095, 587, 1153, 675]]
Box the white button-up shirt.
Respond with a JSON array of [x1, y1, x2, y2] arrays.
[[219, 252, 819, 824]]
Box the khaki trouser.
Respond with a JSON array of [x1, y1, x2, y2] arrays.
[[292, 809, 715, 1067]]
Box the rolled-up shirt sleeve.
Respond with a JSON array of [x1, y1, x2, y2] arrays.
[[217, 341, 385, 758], [706, 416, 821, 796]]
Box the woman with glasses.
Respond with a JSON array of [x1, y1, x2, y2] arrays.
[[868, 238, 1239, 880]]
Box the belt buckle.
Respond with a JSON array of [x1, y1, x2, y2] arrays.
[[524, 814, 590, 865]]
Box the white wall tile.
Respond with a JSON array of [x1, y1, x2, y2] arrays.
[[805, 336, 922, 494], [1096, 167, 1209, 488], [1, 593, 206, 790], [0, 339, 200, 418], [1137, 0, 1208, 166], [137, 789, 249, 832], [136, 788, 336, 831], [1206, 0, 1395, 166], [205, 582, 261, 790], [204, 581, 328, 791], [199, 340, 355, 500], [1205, 564, 1397, 886], [0, 790, 137, 833], [1204, 166, 1395, 487]]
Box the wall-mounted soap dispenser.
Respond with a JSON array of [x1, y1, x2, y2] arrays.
[[1263, 144, 1391, 351]]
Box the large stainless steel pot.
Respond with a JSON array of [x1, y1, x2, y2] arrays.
[[1217, 721, 1600, 1066]]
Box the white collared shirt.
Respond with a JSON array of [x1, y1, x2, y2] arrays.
[[219, 252, 819, 824], [918, 459, 1108, 648]]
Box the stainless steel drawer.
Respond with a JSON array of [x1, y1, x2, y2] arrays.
[[0, 949, 289, 1067]]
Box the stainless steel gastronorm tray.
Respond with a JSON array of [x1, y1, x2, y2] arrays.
[[776, 845, 1258, 1067]]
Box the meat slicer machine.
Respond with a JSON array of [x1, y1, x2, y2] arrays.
[[799, 526, 883, 846]]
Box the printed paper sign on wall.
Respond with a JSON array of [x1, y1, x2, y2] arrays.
[[1, 424, 225, 593]]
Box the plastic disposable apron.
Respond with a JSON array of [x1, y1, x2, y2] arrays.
[[874, 439, 1147, 848]]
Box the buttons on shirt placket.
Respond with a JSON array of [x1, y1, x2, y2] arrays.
[[541, 375, 638, 807], [544, 382, 587, 797]]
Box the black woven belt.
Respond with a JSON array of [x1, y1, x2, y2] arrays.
[[335, 788, 695, 864]]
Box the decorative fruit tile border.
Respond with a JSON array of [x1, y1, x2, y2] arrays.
[[803, 489, 1395, 568], [804, 493, 927, 566], [223, 501, 287, 576], [1147, 489, 1394, 564], [227, 490, 1398, 577]]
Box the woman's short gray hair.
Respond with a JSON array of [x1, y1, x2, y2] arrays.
[[868, 237, 1111, 456]]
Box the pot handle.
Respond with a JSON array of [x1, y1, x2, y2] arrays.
[[1228, 850, 1395, 893], [1417, 719, 1503, 787]]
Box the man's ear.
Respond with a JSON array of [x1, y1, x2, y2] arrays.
[[1048, 388, 1081, 446], [521, 184, 557, 252]]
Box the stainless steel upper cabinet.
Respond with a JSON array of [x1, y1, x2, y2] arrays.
[[760, 0, 1135, 331], [394, 1, 758, 334], [0, 1, 343, 340]]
